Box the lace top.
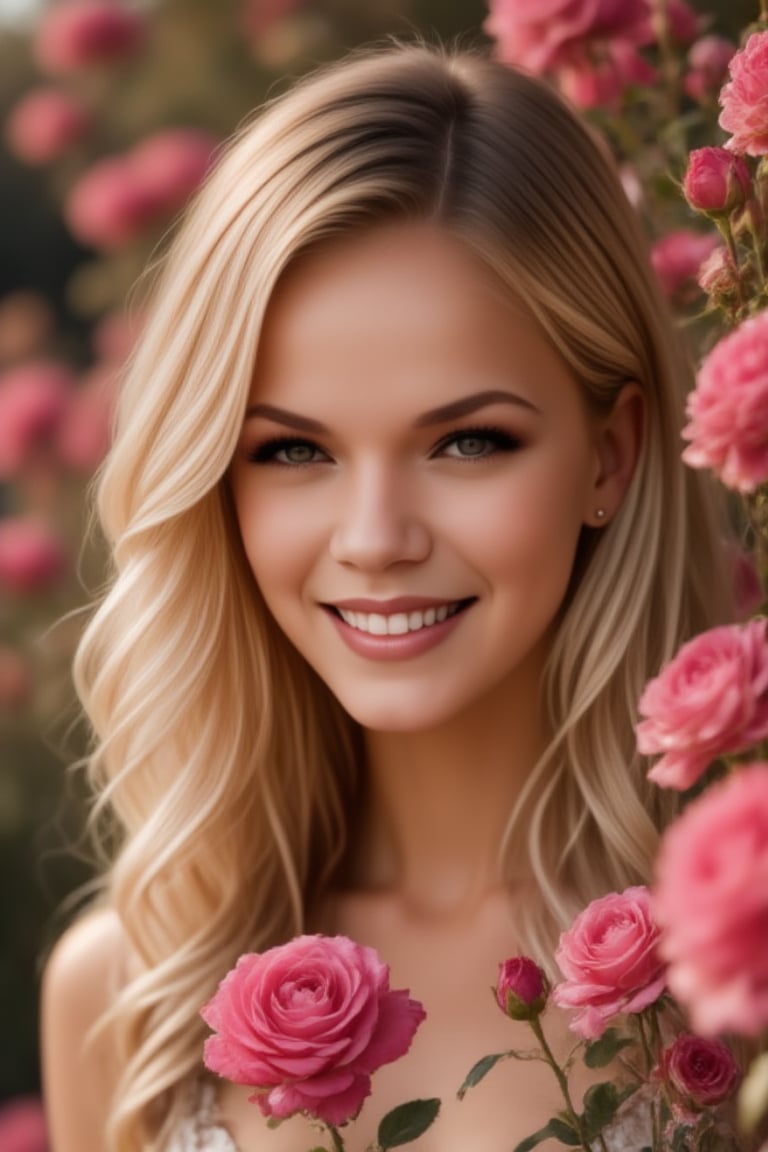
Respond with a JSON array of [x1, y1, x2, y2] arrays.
[[165, 1081, 651, 1152]]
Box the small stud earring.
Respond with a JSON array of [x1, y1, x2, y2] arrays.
[[595, 508, 607, 520]]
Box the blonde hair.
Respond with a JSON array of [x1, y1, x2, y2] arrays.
[[74, 43, 733, 1152]]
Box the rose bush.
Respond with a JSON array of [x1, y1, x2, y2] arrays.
[[201, 934, 426, 1127], [5, 88, 91, 165], [636, 619, 768, 790], [654, 764, 768, 1037], [552, 886, 666, 1039], [682, 310, 768, 493]]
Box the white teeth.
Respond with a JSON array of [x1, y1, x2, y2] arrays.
[[336, 602, 465, 635]]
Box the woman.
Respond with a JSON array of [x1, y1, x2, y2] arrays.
[[42, 43, 732, 1152]]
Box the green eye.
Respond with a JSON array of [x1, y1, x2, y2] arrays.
[[283, 444, 316, 464], [453, 436, 491, 457]]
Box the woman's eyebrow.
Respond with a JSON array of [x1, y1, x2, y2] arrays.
[[245, 389, 539, 432]]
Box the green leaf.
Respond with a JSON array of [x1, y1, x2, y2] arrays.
[[581, 1082, 620, 1142], [457, 1053, 506, 1099], [547, 1117, 582, 1145], [512, 1118, 580, 1152], [583, 1028, 635, 1069], [377, 1098, 440, 1149]]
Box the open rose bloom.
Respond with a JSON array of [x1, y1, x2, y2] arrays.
[[201, 934, 425, 1127], [654, 765, 768, 1037], [552, 886, 666, 1038], [636, 619, 768, 790], [683, 311, 768, 493]]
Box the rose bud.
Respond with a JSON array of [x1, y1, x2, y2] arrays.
[[683, 147, 752, 216], [495, 957, 549, 1021], [658, 1035, 741, 1107]]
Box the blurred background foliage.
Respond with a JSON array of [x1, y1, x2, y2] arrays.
[[0, 0, 756, 1125]]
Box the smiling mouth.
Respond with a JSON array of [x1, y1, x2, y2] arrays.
[[327, 598, 475, 636]]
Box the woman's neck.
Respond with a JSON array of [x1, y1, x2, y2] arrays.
[[348, 668, 548, 916]]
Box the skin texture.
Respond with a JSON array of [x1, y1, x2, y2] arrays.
[[43, 222, 642, 1152]]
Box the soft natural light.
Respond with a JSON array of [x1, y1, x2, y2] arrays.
[[0, 0, 44, 26]]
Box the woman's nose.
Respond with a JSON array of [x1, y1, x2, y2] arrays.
[[328, 463, 431, 570]]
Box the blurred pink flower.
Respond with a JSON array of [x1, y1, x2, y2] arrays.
[[5, 88, 91, 165], [0, 361, 73, 477], [683, 310, 768, 492], [650, 228, 719, 299], [65, 131, 218, 249], [654, 764, 768, 1036], [553, 886, 666, 1038], [637, 620, 768, 790], [241, 0, 308, 38], [484, 0, 654, 109], [34, 0, 146, 75], [657, 1035, 741, 1108], [719, 30, 768, 155], [0, 518, 65, 592], [65, 156, 161, 248], [0, 647, 32, 709], [57, 365, 116, 472], [682, 147, 751, 215], [128, 129, 218, 213], [664, 0, 699, 46], [685, 35, 736, 104], [559, 42, 655, 109], [0, 1096, 48, 1152]]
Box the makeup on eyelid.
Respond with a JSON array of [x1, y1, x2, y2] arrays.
[[244, 425, 524, 466]]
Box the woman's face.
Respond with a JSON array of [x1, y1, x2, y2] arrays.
[[230, 222, 604, 732]]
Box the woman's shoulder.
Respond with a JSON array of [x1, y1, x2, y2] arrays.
[[41, 906, 132, 1152]]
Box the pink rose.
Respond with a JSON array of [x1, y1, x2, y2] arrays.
[[0, 518, 65, 593], [649, 228, 719, 299], [0, 361, 73, 478], [682, 310, 768, 492], [57, 366, 116, 473], [685, 35, 736, 104], [654, 764, 768, 1036], [0, 1096, 48, 1152], [5, 88, 91, 165], [64, 132, 217, 250], [484, 0, 653, 109], [201, 934, 426, 1127], [636, 620, 768, 790], [719, 30, 768, 155], [552, 886, 666, 1039], [495, 957, 549, 1020], [657, 1035, 741, 1107], [34, 0, 146, 75], [682, 147, 751, 215]]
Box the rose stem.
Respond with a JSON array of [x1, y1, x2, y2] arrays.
[[528, 1017, 592, 1150], [327, 1125, 346, 1152]]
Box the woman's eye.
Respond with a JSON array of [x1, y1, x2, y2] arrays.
[[247, 438, 329, 466], [439, 428, 521, 460]]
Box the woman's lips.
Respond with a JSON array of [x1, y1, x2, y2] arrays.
[[323, 598, 474, 661]]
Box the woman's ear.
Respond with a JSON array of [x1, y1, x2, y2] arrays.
[[584, 382, 645, 527]]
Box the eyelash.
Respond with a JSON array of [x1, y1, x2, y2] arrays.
[[246, 425, 523, 467]]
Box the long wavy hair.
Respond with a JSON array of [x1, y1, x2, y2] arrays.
[[73, 42, 733, 1152]]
